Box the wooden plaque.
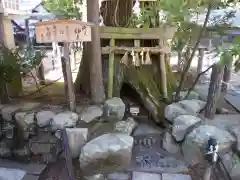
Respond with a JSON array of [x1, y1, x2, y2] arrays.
[[35, 20, 92, 43]]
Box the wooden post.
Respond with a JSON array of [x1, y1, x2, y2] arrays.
[[108, 38, 115, 98], [63, 43, 76, 112], [159, 39, 168, 99], [197, 48, 204, 74], [204, 63, 223, 119], [25, 19, 30, 46], [222, 55, 233, 92], [35, 50, 45, 85]]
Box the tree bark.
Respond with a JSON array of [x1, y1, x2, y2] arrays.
[[204, 63, 223, 119], [197, 48, 204, 74], [221, 56, 232, 93], [87, 0, 106, 104]]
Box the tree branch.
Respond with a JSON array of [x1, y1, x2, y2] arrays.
[[175, 3, 212, 101]]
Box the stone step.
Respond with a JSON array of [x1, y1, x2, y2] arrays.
[[132, 172, 192, 180]]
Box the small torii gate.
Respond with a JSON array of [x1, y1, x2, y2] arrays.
[[35, 20, 92, 111]]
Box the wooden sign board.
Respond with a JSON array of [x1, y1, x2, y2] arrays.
[[35, 20, 92, 43]]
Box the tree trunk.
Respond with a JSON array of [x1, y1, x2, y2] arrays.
[[87, 0, 106, 104], [197, 48, 204, 74], [204, 63, 223, 119], [221, 56, 232, 93]]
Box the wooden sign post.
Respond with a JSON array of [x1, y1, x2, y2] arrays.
[[35, 20, 92, 111]]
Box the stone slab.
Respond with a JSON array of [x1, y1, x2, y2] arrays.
[[22, 174, 39, 180], [0, 167, 26, 180], [131, 134, 189, 174], [0, 159, 46, 175], [132, 171, 162, 180], [162, 173, 192, 180], [225, 90, 240, 112]]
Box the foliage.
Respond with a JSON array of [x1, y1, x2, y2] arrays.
[[0, 45, 22, 84], [44, 0, 82, 19]]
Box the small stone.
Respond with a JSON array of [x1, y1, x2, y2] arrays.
[[79, 133, 133, 175], [132, 172, 162, 180], [162, 173, 192, 180], [51, 111, 78, 130], [66, 128, 88, 158], [164, 103, 190, 122], [172, 115, 201, 141], [80, 106, 103, 123], [103, 97, 125, 121], [114, 117, 137, 135], [36, 110, 55, 127], [2, 105, 22, 121], [182, 125, 235, 166], [162, 132, 180, 154]]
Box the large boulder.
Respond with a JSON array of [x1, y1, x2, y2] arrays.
[[172, 115, 201, 141], [178, 100, 206, 115], [51, 111, 78, 130], [80, 106, 103, 123], [182, 125, 235, 165], [79, 133, 133, 175], [36, 110, 55, 127], [103, 98, 125, 121], [114, 117, 137, 135], [164, 103, 189, 122]]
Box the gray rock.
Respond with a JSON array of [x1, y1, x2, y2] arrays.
[[182, 125, 235, 165], [36, 111, 55, 127], [0, 141, 11, 157], [172, 91, 200, 100], [2, 105, 22, 121], [164, 103, 190, 122], [172, 115, 201, 141], [178, 100, 206, 115], [162, 131, 180, 154], [227, 126, 240, 152], [13, 145, 30, 157], [162, 173, 192, 180], [114, 117, 137, 135], [15, 112, 35, 139], [132, 172, 162, 180], [84, 174, 107, 180], [107, 172, 130, 180], [79, 133, 133, 175], [66, 128, 88, 158], [80, 106, 103, 123], [103, 97, 125, 121], [51, 111, 78, 130], [230, 156, 240, 180]]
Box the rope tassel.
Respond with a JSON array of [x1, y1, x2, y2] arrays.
[[140, 50, 144, 64], [145, 51, 151, 64], [131, 50, 135, 66], [121, 52, 129, 65]]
